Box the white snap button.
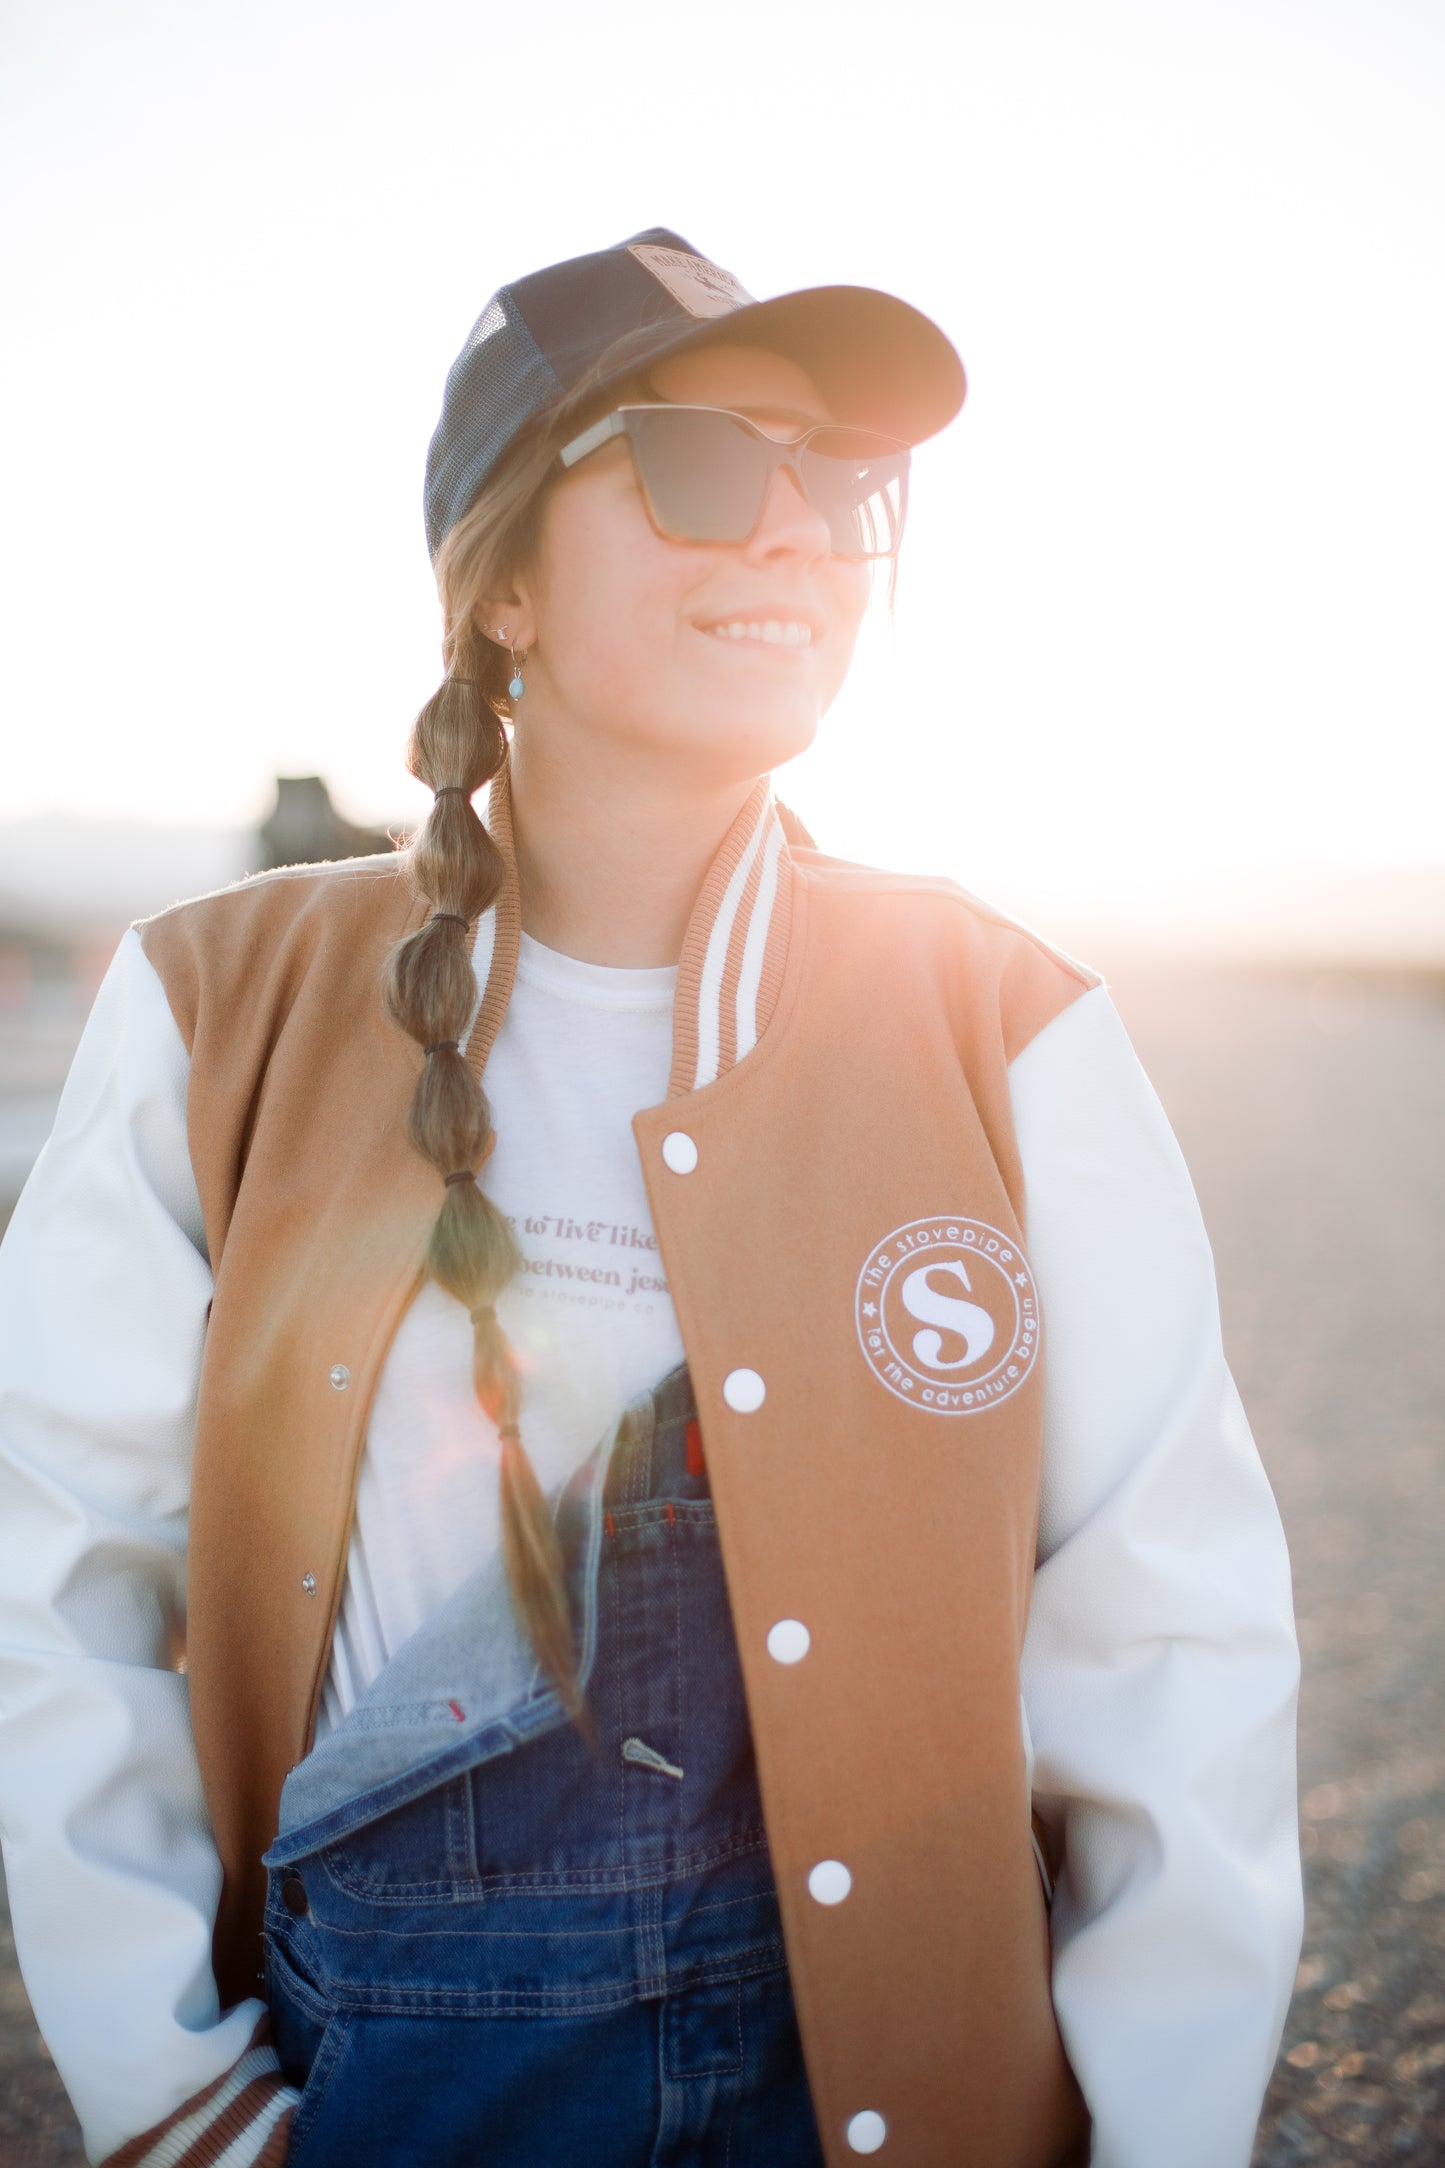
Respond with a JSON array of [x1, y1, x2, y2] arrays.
[[767, 1619, 810, 1665], [808, 1859, 852, 1905], [328, 1364, 350, 1391], [722, 1368, 766, 1413], [661, 1131, 698, 1174], [846, 2109, 887, 2154]]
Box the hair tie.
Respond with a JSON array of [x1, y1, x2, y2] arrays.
[[497, 1422, 521, 1446], [469, 1303, 496, 1325], [434, 785, 470, 799], [443, 1169, 476, 1187], [430, 910, 469, 928], [423, 1039, 460, 1056]]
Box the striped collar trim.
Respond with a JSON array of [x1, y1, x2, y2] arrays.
[[667, 776, 792, 1098], [453, 757, 793, 1100]]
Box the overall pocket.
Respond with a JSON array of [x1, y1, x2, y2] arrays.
[[318, 1771, 483, 1904]]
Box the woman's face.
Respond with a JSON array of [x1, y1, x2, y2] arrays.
[[495, 343, 873, 787]]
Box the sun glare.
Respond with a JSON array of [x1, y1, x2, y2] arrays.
[[1, 0, 1440, 962]]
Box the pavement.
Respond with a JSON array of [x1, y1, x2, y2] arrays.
[[1, 959, 1442, 2164], [1111, 962, 1445, 2164]]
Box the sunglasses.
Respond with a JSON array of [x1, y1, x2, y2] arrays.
[[556, 403, 910, 561]]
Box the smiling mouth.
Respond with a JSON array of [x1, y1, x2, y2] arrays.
[[700, 618, 815, 648]]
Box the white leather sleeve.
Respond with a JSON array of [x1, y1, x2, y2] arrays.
[[1012, 983, 1302, 2168], [0, 928, 280, 2164]]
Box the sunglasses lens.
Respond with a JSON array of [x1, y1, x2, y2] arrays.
[[625, 407, 770, 544], [620, 409, 910, 558], [799, 430, 910, 559]]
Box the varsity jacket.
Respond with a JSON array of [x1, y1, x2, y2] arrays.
[[0, 770, 1303, 2167]]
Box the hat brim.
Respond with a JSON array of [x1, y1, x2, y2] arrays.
[[589, 284, 966, 448]]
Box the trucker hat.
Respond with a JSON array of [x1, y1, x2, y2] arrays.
[[423, 225, 966, 559]]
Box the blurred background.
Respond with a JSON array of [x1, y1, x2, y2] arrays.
[[1, 0, 1442, 2159]]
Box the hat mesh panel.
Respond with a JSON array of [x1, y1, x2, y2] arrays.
[[424, 291, 563, 557]]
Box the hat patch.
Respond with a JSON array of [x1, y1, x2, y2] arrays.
[[628, 244, 754, 320], [856, 1217, 1040, 1416]]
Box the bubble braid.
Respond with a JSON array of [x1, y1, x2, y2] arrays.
[[381, 341, 661, 1713]]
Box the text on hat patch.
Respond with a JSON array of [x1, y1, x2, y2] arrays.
[[628, 245, 755, 320]]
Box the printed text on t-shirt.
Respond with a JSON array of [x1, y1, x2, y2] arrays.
[[502, 1212, 670, 1309]]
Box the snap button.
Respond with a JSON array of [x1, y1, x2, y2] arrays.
[[767, 1619, 810, 1665], [328, 1364, 350, 1390], [808, 1859, 852, 1905], [280, 1872, 309, 1917], [846, 2109, 887, 2153], [722, 1368, 766, 1413], [661, 1131, 698, 1174], [301, 1574, 317, 1597]]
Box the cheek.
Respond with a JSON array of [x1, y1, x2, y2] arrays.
[[534, 501, 691, 685], [820, 564, 872, 684], [832, 562, 872, 638]]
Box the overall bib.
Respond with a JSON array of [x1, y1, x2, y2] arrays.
[[261, 1365, 825, 2167]]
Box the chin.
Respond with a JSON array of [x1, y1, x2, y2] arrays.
[[695, 699, 822, 775], [759, 713, 822, 773], [603, 690, 822, 786]]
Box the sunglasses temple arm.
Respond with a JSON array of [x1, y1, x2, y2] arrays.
[[557, 411, 628, 470]]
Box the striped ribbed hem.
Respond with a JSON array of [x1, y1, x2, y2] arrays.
[[103, 2016, 300, 2168]]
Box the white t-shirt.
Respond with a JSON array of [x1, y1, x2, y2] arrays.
[[318, 931, 685, 1735]]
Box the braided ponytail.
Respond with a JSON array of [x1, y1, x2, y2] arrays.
[[384, 664, 580, 1713], [382, 332, 678, 1710]]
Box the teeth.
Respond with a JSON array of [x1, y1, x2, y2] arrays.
[[710, 621, 813, 647]]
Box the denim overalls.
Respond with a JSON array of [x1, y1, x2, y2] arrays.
[[262, 1365, 825, 2166]]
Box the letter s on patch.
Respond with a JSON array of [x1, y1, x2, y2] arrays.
[[900, 1261, 995, 1371]]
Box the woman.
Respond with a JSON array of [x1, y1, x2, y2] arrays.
[[0, 229, 1302, 2168]]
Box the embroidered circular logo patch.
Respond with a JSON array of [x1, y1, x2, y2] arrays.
[[855, 1217, 1040, 1416]]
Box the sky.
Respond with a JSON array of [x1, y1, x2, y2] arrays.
[[3, 0, 1442, 907]]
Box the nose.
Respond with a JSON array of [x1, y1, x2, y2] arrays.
[[743, 460, 832, 565]]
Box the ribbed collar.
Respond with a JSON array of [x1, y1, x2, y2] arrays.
[[460, 754, 794, 1102]]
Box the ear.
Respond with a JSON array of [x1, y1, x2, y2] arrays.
[[477, 587, 537, 654]]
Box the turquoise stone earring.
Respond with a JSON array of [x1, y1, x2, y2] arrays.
[[495, 625, 525, 702]]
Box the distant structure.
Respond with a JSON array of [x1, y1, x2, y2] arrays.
[[258, 777, 399, 870]]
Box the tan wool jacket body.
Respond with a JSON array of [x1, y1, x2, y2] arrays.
[[135, 770, 1093, 2165]]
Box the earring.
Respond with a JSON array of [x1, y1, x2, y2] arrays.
[[493, 626, 525, 701]]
